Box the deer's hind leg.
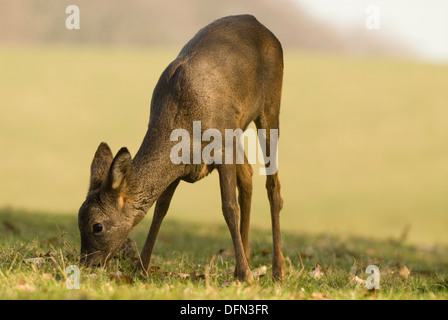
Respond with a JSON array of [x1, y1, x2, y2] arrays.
[[255, 110, 286, 281]]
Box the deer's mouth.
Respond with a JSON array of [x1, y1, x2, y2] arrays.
[[80, 243, 124, 268], [80, 250, 103, 267]]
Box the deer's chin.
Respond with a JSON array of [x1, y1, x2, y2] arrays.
[[79, 235, 129, 265], [80, 250, 109, 268]]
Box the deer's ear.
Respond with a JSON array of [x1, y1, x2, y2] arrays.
[[104, 147, 133, 192], [89, 142, 114, 193]]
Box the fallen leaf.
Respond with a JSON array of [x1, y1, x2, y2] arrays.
[[23, 257, 47, 266], [349, 274, 366, 285], [178, 272, 190, 279], [309, 264, 323, 279], [311, 292, 332, 300], [399, 266, 411, 279], [149, 265, 160, 273], [108, 271, 133, 284], [348, 263, 367, 285], [191, 272, 206, 280], [252, 265, 268, 278], [16, 279, 35, 293]]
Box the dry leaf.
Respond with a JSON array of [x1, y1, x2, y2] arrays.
[[399, 266, 411, 279], [23, 257, 46, 266], [252, 265, 268, 278], [149, 265, 160, 273], [310, 264, 323, 279], [178, 272, 190, 279], [108, 271, 133, 284], [348, 262, 364, 286], [349, 274, 366, 285], [311, 292, 332, 300], [348, 263, 367, 285], [191, 272, 206, 280], [16, 279, 35, 293]]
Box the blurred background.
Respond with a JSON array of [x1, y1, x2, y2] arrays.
[[0, 0, 447, 245]]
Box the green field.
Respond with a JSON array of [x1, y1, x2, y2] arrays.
[[2, 207, 448, 299], [0, 46, 447, 299]]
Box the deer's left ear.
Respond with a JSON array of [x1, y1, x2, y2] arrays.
[[104, 147, 133, 193], [89, 142, 114, 193]]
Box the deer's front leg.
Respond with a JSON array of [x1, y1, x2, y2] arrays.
[[218, 164, 254, 284], [135, 179, 180, 275]]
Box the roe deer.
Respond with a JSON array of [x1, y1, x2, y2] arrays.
[[78, 14, 285, 283]]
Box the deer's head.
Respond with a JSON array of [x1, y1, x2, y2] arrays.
[[78, 143, 144, 266]]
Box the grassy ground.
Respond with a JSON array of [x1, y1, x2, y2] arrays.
[[0, 46, 447, 299], [1, 207, 448, 299]]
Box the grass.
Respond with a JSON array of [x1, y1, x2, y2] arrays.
[[0, 45, 447, 299], [1, 207, 448, 299]]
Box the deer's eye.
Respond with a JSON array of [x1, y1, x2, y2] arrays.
[[92, 223, 103, 234]]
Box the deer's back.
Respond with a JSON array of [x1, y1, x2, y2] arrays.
[[148, 15, 283, 132]]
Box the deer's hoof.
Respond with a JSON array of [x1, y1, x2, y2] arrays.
[[272, 256, 286, 281], [235, 268, 254, 284], [245, 272, 254, 284]]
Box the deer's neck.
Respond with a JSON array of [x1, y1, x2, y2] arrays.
[[131, 132, 185, 215]]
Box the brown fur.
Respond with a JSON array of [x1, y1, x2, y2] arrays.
[[78, 15, 286, 282]]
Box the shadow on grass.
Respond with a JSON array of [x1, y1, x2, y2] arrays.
[[2, 207, 448, 276]]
